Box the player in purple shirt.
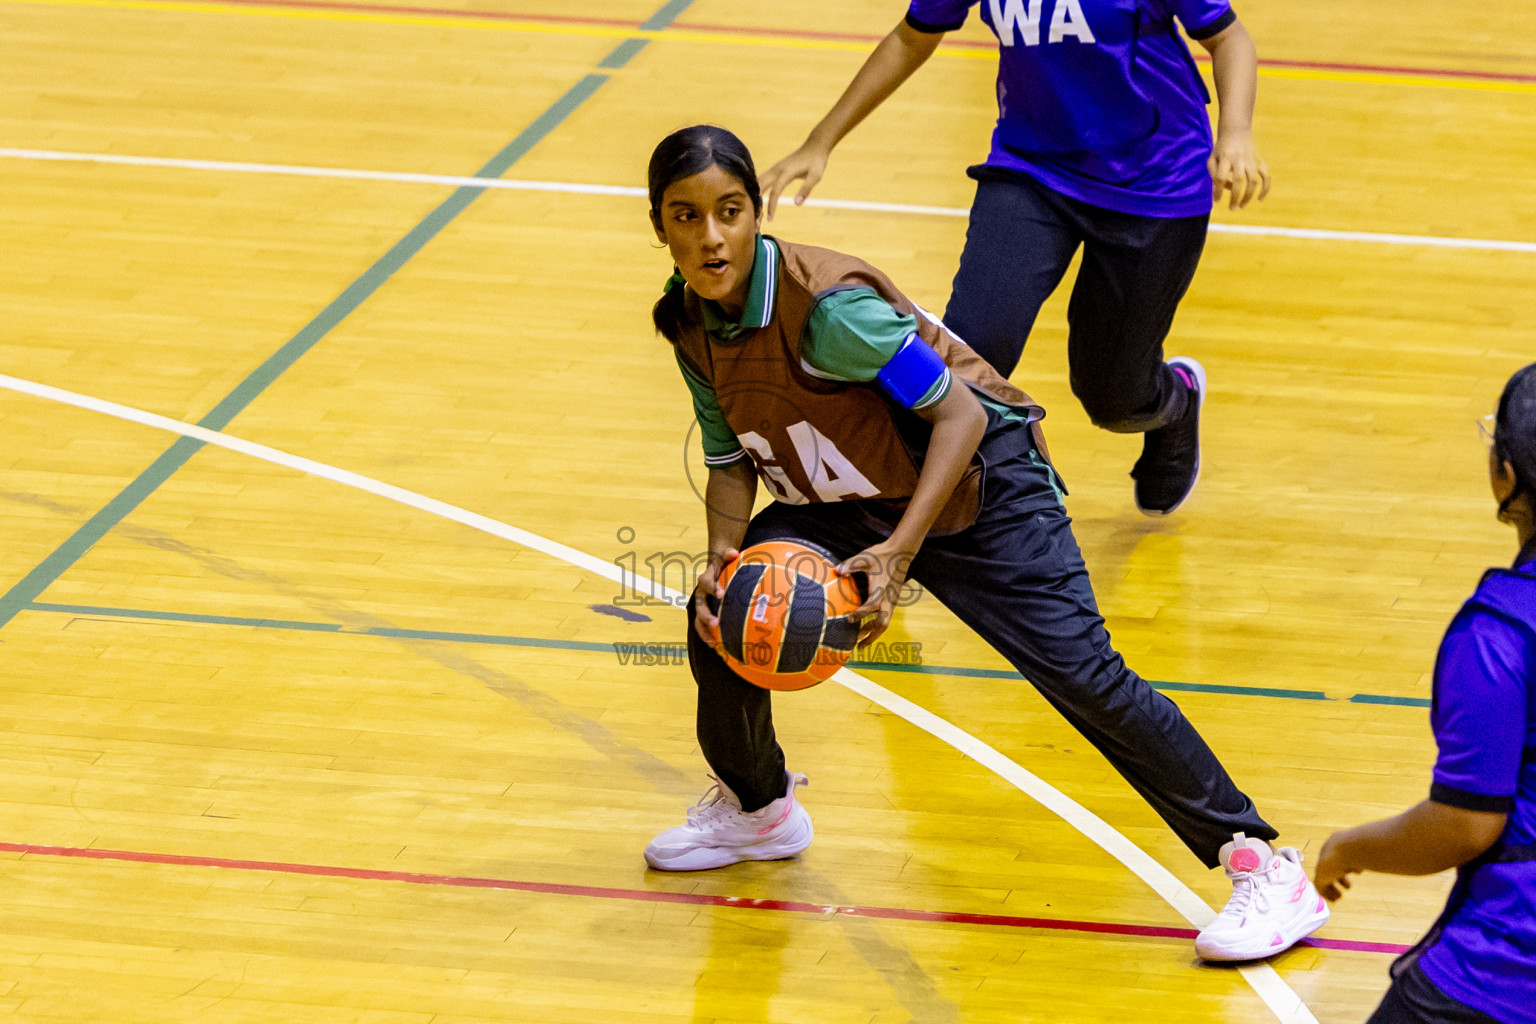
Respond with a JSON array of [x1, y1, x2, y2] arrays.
[[1315, 362, 1536, 1024], [762, 0, 1268, 516]]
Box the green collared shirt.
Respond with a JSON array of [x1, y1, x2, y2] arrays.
[[697, 234, 779, 343], [674, 235, 950, 466]]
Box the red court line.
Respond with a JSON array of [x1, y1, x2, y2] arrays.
[[138, 0, 1536, 85], [0, 840, 1409, 956]]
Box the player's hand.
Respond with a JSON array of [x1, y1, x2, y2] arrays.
[[1208, 130, 1270, 210], [1313, 831, 1358, 903], [761, 142, 831, 221], [836, 542, 913, 646], [692, 548, 738, 646]]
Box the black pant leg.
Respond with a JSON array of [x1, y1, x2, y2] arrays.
[[1366, 961, 1502, 1024], [688, 502, 887, 812], [912, 462, 1274, 866], [1065, 208, 1209, 433], [688, 592, 788, 813], [943, 171, 1082, 379]]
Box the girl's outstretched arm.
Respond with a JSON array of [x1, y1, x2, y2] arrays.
[[1198, 19, 1271, 209], [1314, 800, 1508, 902], [760, 20, 945, 218], [839, 383, 986, 645]]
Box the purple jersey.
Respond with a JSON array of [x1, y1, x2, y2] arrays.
[[1418, 554, 1536, 1024], [906, 0, 1236, 217]]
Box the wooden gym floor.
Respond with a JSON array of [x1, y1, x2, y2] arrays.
[[1, 1, 1533, 1020]]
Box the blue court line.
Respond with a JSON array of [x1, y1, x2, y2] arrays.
[[0, 0, 693, 632], [25, 601, 1433, 708]]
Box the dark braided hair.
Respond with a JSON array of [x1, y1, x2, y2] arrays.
[[1494, 362, 1536, 522], [647, 126, 762, 342]]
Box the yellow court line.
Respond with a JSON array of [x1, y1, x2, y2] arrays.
[[6, 0, 652, 39], [1, 0, 880, 49], [1256, 65, 1536, 93], [7, 0, 1536, 94]]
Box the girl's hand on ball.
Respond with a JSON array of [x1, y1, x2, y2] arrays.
[[837, 543, 912, 646], [693, 548, 738, 646]]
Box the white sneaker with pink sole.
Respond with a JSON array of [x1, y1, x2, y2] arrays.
[[1195, 832, 1331, 961], [645, 772, 812, 872]]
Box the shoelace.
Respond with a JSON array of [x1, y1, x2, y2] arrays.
[[684, 778, 746, 832], [1223, 862, 1286, 922], [1221, 874, 1258, 920]]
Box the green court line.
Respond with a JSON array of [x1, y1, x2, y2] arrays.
[[0, 0, 695, 632], [641, 0, 696, 31], [1349, 693, 1435, 707], [29, 602, 614, 652], [25, 601, 1433, 708], [599, 38, 650, 69], [842, 658, 1331, 702], [197, 73, 609, 437], [0, 437, 207, 632]]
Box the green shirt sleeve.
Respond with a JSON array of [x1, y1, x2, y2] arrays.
[[802, 288, 951, 408], [674, 352, 747, 466]]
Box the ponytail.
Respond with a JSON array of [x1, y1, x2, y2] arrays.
[[652, 269, 688, 343]]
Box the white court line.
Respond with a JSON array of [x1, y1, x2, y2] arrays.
[[0, 372, 1317, 1022], [4, 146, 1536, 254]]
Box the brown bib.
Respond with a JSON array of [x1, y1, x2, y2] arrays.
[[673, 238, 1048, 535]]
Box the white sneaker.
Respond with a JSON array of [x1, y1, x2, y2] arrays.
[[1195, 832, 1330, 961], [644, 772, 812, 872]]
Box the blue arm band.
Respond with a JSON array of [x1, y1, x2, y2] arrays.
[[876, 333, 950, 409]]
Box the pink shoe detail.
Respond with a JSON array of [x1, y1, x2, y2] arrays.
[[755, 775, 807, 835], [1229, 848, 1262, 873], [756, 799, 795, 835], [1197, 838, 1330, 962], [645, 772, 813, 872]]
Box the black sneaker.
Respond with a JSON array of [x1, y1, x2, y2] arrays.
[[1132, 357, 1205, 516]]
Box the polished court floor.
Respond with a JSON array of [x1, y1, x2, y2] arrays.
[[1, 0, 1534, 1021]]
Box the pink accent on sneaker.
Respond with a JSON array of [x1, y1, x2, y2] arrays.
[[1229, 848, 1262, 873], [1172, 365, 1195, 390], [1316, 896, 1327, 913], [1270, 934, 1284, 948], [756, 799, 796, 835], [1289, 876, 1309, 903]]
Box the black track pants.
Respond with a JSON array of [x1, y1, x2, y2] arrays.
[[943, 167, 1209, 434], [688, 444, 1274, 868]]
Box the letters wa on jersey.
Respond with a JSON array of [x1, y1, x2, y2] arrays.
[[990, 0, 1098, 47]]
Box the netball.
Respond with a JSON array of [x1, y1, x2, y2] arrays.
[[713, 540, 865, 691]]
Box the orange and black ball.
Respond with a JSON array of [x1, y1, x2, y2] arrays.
[[713, 540, 865, 691]]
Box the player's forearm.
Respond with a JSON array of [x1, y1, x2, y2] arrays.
[[884, 387, 986, 555], [1326, 800, 1508, 877], [704, 461, 757, 558], [1203, 21, 1259, 138], [804, 21, 943, 152]]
